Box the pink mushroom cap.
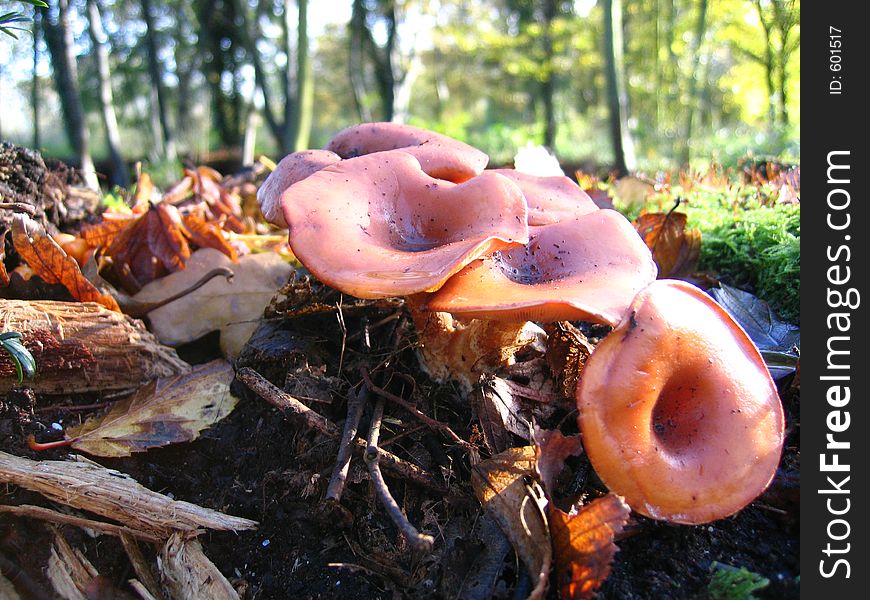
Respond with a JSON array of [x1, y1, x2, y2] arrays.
[[281, 150, 529, 298], [577, 279, 785, 524], [257, 149, 342, 227], [489, 169, 599, 226], [424, 210, 658, 326], [325, 122, 489, 183]]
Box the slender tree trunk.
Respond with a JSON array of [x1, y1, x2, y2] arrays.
[[141, 0, 177, 162], [41, 1, 99, 190], [291, 0, 313, 150], [32, 11, 41, 150], [279, 0, 296, 152], [348, 0, 372, 122], [680, 0, 708, 166], [86, 0, 128, 187], [540, 0, 557, 148], [242, 106, 258, 166], [602, 0, 635, 175]]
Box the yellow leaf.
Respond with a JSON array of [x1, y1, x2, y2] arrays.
[[64, 360, 237, 457]]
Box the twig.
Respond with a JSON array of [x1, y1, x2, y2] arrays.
[[364, 398, 434, 554], [237, 367, 338, 437], [0, 504, 163, 543], [360, 367, 472, 451], [325, 385, 370, 502], [238, 367, 446, 492]]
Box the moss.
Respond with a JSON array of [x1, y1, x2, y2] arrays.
[[707, 563, 770, 600], [629, 184, 800, 323]]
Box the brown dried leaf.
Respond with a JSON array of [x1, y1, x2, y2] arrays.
[[133, 249, 293, 357], [634, 210, 701, 279], [104, 203, 191, 291], [544, 322, 594, 399], [0, 226, 9, 287], [181, 212, 238, 262], [549, 494, 630, 600], [534, 428, 584, 498], [11, 214, 121, 311], [62, 360, 237, 457], [472, 446, 552, 600]]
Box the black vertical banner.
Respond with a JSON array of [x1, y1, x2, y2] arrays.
[[802, 3, 867, 597]]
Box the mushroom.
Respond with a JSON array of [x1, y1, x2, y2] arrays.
[[425, 210, 658, 326], [488, 169, 599, 225], [257, 149, 342, 227], [325, 122, 489, 183], [576, 279, 784, 524], [278, 150, 529, 298]]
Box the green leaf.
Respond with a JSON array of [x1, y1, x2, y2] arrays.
[[0, 334, 37, 383]]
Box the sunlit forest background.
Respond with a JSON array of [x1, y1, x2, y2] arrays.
[[0, 0, 799, 189]]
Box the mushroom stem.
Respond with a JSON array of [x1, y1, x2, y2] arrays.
[[405, 295, 546, 393]]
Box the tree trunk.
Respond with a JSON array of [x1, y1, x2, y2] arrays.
[[291, 0, 313, 151], [40, 1, 99, 191], [680, 0, 709, 166], [32, 11, 41, 150], [348, 0, 372, 122], [141, 0, 177, 162], [602, 0, 635, 175], [540, 0, 557, 149], [86, 0, 128, 188]]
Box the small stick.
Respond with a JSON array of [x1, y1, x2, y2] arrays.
[[360, 368, 472, 450], [0, 504, 163, 543], [237, 367, 338, 437], [325, 385, 370, 502], [364, 398, 434, 554], [238, 367, 446, 492]]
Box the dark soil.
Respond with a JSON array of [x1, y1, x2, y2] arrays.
[[0, 276, 800, 599]]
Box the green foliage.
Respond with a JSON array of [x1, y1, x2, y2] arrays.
[[707, 563, 770, 600], [140, 158, 184, 190], [0, 0, 46, 38], [0, 331, 37, 383], [628, 173, 799, 323]]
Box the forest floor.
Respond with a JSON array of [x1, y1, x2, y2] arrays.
[[1, 297, 800, 600]]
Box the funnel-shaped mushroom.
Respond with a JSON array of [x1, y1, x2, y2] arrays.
[[577, 280, 784, 524], [325, 122, 488, 182], [281, 151, 529, 298], [425, 210, 657, 326], [489, 169, 599, 226], [257, 149, 342, 227]]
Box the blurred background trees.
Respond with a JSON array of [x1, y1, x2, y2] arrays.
[[0, 0, 800, 186]]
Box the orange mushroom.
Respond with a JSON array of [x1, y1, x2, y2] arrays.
[[257, 149, 342, 227], [325, 122, 488, 183], [489, 169, 599, 226], [279, 150, 529, 298], [576, 279, 784, 524], [425, 210, 658, 326]]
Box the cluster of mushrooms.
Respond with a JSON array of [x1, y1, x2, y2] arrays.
[[258, 123, 784, 526]]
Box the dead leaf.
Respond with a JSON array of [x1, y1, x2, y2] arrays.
[[104, 202, 192, 291], [549, 494, 630, 600], [181, 212, 239, 261], [709, 283, 799, 379], [634, 209, 701, 279], [0, 226, 9, 287], [10, 214, 121, 311], [472, 376, 530, 452], [534, 429, 584, 499], [574, 170, 614, 210], [472, 446, 552, 600], [544, 322, 594, 400], [614, 176, 655, 208], [133, 248, 294, 357], [59, 360, 237, 457]]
